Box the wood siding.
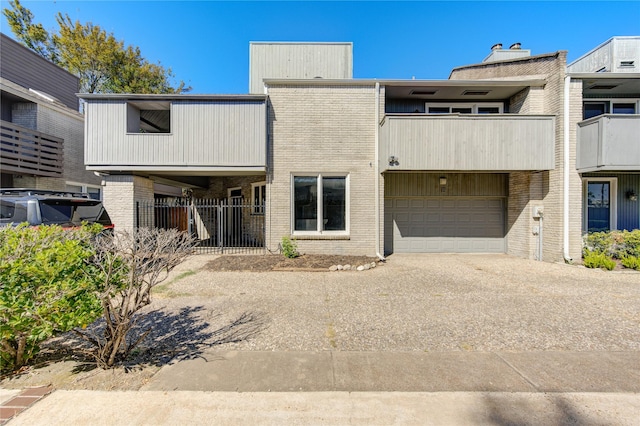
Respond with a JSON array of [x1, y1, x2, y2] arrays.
[[249, 43, 352, 94], [380, 114, 555, 171], [0, 120, 63, 177], [577, 115, 640, 172], [0, 34, 79, 110], [384, 173, 508, 197], [85, 100, 267, 170]]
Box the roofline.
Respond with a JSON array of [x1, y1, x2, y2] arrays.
[[568, 36, 640, 68], [567, 72, 640, 79], [250, 41, 353, 46], [449, 51, 564, 78], [77, 93, 267, 101], [264, 78, 547, 87]]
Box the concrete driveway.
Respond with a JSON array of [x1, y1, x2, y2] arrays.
[[152, 253, 640, 353]]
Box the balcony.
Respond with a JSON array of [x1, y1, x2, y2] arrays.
[[0, 120, 63, 177], [577, 115, 640, 172], [380, 114, 555, 172]]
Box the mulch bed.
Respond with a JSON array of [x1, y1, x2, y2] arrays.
[[205, 254, 380, 272]]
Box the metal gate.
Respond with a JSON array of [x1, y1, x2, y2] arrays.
[[136, 198, 265, 254]]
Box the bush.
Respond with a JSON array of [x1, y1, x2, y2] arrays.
[[583, 250, 616, 271], [583, 230, 640, 270], [0, 224, 103, 371], [281, 236, 299, 259], [621, 256, 640, 270]]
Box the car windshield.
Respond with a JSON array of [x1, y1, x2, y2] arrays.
[[0, 200, 28, 224], [39, 199, 111, 226]]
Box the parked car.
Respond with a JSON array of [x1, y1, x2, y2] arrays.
[[0, 189, 113, 230]]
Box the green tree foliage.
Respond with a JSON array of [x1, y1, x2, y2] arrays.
[[0, 224, 103, 371], [3, 0, 188, 94]]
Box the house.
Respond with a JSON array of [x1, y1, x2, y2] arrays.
[[0, 33, 102, 197], [80, 38, 638, 262], [567, 36, 640, 234]]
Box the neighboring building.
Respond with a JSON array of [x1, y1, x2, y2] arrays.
[[568, 36, 640, 234], [80, 38, 639, 262], [0, 33, 102, 197]]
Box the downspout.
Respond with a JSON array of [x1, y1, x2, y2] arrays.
[[374, 81, 385, 261], [563, 75, 572, 263]]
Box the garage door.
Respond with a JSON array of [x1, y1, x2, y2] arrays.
[[389, 198, 506, 253]]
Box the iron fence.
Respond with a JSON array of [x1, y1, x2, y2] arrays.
[[136, 198, 265, 254]]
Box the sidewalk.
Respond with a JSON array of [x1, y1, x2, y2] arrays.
[[3, 350, 640, 425]]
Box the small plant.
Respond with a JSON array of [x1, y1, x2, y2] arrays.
[[281, 236, 299, 259], [0, 224, 103, 372], [621, 256, 640, 270], [583, 230, 640, 270], [583, 250, 616, 271]]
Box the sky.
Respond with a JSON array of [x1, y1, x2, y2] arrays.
[[1, 1, 639, 94]]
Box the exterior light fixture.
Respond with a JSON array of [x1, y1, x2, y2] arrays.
[[389, 156, 399, 166], [627, 190, 638, 201], [439, 177, 447, 186]]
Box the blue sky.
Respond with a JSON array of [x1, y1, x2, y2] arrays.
[[1, 1, 639, 94]]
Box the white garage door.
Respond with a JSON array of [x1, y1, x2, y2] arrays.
[[390, 198, 506, 253]]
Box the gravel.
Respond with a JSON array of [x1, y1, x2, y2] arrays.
[[142, 253, 640, 354]]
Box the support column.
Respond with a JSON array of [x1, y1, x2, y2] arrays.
[[103, 175, 154, 231]]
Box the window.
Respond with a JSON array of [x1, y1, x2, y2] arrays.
[[292, 174, 348, 234], [425, 102, 503, 114], [66, 182, 102, 200], [127, 102, 171, 133], [252, 182, 266, 214], [583, 99, 639, 119], [583, 178, 617, 232]]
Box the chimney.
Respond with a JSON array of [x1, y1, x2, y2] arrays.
[[510, 43, 521, 50], [491, 43, 503, 51]]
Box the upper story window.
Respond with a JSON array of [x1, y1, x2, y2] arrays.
[[425, 102, 503, 114], [127, 101, 171, 133], [583, 99, 639, 120]]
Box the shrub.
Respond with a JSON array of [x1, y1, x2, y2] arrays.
[[582, 250, 616, 271], [621, 256, 640, 270], [583, 231, 615, 256], [0, 224, 103, 372], [281, 236, 299, 259], [77, 228, 195, 368], [618, 230, 640, 258]]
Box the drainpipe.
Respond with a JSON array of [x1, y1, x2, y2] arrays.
[[374, 81, 385, 261], [563, 75, 572, 263]]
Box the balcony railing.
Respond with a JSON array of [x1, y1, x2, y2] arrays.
[[577, 114, 640, 172], [0, 120, 63, 177], [380, 114, 556, 171]]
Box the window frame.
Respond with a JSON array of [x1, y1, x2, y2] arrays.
[[126, 101, 173, 134], [65, 181, 102, 200], [290, 173, 350, 236], [251, 181, 266, 215], [583, 177, 618, 233], [582, 98, 640, 119], [425, 102, 504, 114]]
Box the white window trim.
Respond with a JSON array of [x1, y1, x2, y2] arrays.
[[65, 181, 103, 200], [227, 186, 242, 199], [251, 181, 266, 215], [425, 102, 504, 114], [291, 173, 350, 236], [582, 177, 617, 232]]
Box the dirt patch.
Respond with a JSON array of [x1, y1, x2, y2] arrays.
[[206, 254, 381, 272]]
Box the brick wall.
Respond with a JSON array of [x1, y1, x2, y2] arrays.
[[451, 52, 582, 262], [266, 84, 378, 255], [103, 175, 154, 231]]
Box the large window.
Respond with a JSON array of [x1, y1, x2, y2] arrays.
[[584, 178, 617, 232], [127, 102, 171, 133], [292, 174, 348, 234]]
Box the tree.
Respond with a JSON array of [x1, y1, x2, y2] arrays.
[[2, 0, 188, 94], [77, 228, 195, 368]]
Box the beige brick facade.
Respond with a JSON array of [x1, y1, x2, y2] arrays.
[[103, 175, 154, 231], [265, 84, 379, 255]]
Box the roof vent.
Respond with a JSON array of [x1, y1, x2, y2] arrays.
[[620, 60, 635, 67], [462, 90, 490, 96], [491, 43, 503, 51], [410, 90, 438, 96], [510, 43, 521, 50]]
